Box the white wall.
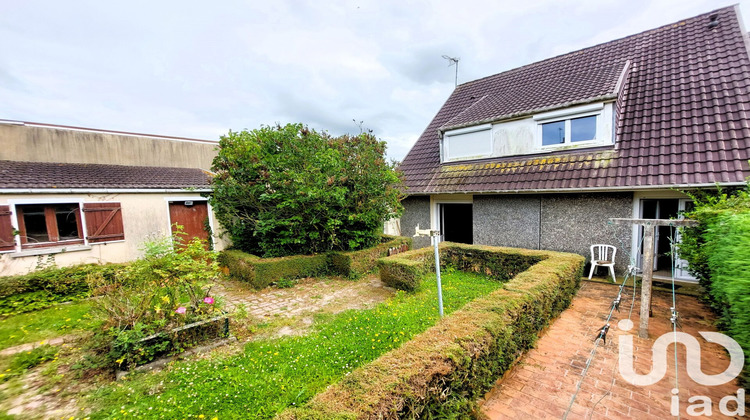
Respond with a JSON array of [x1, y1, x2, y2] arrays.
[[0, 192, 229, 276]]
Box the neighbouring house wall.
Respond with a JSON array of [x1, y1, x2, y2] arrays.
[[0, 192, 229, 276], [0, 124, 218, 169], [400, 196, 431, 249]]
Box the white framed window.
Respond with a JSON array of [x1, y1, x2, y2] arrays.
[[534, 103, 611, 150], [442, 124, 492, 162]]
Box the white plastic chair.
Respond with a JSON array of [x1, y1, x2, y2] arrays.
[[589, 244, 617, 283]]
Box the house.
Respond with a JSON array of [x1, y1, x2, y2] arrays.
[[398, 6, 750, 280], [0, 121, 228, 275]]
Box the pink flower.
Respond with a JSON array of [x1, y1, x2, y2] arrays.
[[175, 306, 187, 314], [203, 296, 215, 305]]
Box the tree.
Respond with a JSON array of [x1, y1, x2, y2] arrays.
[[209, 123, 404, 257]]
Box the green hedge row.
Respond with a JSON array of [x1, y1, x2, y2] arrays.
[[0, 264, 123, 316], [277, 243, 584, 419], [376, 243, 542, 291], [218, 236, 413, 289]]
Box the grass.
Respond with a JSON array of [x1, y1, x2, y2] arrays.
[[0, 301, 99, 351], [88, 270, 501, 419]]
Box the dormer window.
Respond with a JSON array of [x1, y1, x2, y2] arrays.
[[541, 115, 598, 145], [442, 124, 492, 162], [535, 103, 610, 150]]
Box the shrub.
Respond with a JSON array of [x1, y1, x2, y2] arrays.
[[278, 246, 584, 419], [0, 264, 122, 316], [679, 184, 750, 386], [209, 123, 404, 257], [88, 234, 223, 368], [217, 251, 329, 289], [328, 235, 412, 279], [219, 236, 412, 289]]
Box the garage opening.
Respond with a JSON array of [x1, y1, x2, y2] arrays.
[[440, 203, 473, 244]]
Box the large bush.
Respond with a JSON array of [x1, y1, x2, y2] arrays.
[[679, 183, 750, 386], [209, 123, 404, 257]]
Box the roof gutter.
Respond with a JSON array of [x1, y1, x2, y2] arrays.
[[405, 182, 748, 195], [0, 188, 213, 194]]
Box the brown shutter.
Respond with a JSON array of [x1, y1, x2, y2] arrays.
[[82, 203, 125, 243], [0, 205, 16, 252]]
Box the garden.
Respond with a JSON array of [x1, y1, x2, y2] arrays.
[[0, 124, 586, 419]]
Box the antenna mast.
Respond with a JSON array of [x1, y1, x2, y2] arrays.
[[442, 55, 460, 87]]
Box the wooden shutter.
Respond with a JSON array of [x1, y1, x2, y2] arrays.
[[82, 203, 125, 243], [0, 205, 16, 252]]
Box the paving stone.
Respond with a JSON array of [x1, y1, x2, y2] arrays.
[[481, 281, 742, 419]]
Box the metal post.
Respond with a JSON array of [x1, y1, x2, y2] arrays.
[[639, 222, 655, 338], [432, 233, 444, 317]]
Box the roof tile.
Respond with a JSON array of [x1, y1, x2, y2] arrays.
[[0, 161, 212, 190], [401, 6, 750, 193]]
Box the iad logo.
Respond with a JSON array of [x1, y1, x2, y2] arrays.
[[616, 319, 745, 416]]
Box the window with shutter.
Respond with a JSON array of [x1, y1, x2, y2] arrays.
[[16, 204, 84, 249], [82, 203, 125, 243], [0, 205, 16, 252]]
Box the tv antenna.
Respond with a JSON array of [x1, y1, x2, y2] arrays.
[[442, 55, 460, 87]]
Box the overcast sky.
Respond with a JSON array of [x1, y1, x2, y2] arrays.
[[2, 0, 749, 161]]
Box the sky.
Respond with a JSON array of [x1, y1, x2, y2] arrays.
[[2, 0, 749, 162]]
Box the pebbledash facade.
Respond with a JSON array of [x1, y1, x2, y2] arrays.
[[398, 6, 750, 280], [0, 121, 228, 275]]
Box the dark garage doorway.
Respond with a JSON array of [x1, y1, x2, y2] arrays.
[[440, 203, 473, 244]]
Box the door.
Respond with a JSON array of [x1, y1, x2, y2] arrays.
[[637, 198, 695, 281], [168, 200, 210, 247], [440, 204, 473, 244]]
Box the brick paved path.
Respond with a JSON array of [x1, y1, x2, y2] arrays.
[[481, 281, 744, 419]]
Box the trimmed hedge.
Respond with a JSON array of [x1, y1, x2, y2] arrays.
[[0, 264, 123, 316], [329, 236, 412, 279], [377, 243, 542, 291], [277, 243, 584, 419], [217, 251, 329, 289], [218, 236, 413, 289]]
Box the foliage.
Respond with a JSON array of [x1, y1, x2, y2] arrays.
[[328, 235, 412, 279], [210, 123, 404, 257], [0, 263, 122, 316], [377, 242, 541, 291], [10, 345, 59, 371], [87, 234, 223, 368], [88, 271, 500, 419], [218, 251, 329, 289], [679, 183, 750, 386], [0, 301, 97, 351], [218, 236, 411, 289], [280, 247, 584, 419]]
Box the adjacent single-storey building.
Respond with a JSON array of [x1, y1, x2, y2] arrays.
[[0, 121, 227, 275], [398, 6, 750, 281]]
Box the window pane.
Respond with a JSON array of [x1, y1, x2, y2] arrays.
[[571, 115, 597, 142], [55, 205, 80, 240], [542, 121, 565, 145], [21, 205, 49, 243]]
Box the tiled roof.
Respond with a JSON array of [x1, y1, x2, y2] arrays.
[[401, 6, 750, 193], [0, 160, 212, 190]]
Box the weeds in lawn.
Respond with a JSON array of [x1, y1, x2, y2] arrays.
[[88, 271, 500, 419]]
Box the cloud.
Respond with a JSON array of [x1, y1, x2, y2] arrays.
[[0, 0, 746, 162]]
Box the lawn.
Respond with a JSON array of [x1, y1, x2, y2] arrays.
[[88, 270, 501, 419], [0, 301, 99, 351]]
